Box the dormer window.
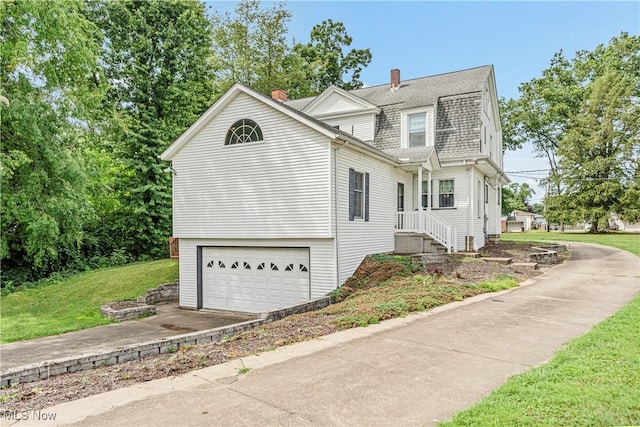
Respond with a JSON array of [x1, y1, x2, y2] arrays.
[[408, 113, 426, 147], [225, 119, 263, 145]]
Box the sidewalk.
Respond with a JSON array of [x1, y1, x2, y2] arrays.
[[9, 242, 640, 426]]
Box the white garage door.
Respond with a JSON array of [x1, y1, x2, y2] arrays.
[[201, 247, 310, 313]]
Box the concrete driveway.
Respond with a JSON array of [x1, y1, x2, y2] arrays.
[[0, 303, 255, 370], [10, 242, 640, 427]]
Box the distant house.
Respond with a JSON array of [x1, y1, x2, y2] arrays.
[[160, 65, 509, 313], [512, 210, 536, 231], [503, 215, 523, 233], [611, 214, 640, 232]]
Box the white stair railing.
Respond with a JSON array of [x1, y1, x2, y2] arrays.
[[396, 211, 457, 253]]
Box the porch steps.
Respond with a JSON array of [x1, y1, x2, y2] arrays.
[[395, 232, 447, 255], [481, 257, 513, 265]]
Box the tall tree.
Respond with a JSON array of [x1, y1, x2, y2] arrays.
[[92, 0, 216, 258], [501, 183, 535, 216], [211, 0, 296, 95], [293, 19, 372, 97], [547, 70, 640, 231], [1, 0, 105, 281], [501, 33, 640, 230]]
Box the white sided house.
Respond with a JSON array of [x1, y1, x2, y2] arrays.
[[160, 65, 509, 313]]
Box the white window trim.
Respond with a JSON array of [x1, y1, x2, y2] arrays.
[[400, 107, 433, 148], [353, 171, 364, 219], [436, 178, 456, 209]]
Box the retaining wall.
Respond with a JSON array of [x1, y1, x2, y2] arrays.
[[0, 297, 331, 387]]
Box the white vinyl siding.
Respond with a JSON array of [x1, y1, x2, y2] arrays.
[[326, 113, 376, 141], [334, 147, 413, 285], [400, 107, 434, 148], [171, 92, 331, 239], [421, 166, 487, 251], [177, 238, 336, 309], [309, 94, 362, 114]]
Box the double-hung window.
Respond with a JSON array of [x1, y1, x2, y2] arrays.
[[397, 183, 405, 212], [353, 172, 364, 218], [349, 168, 369, 221], [439, 179, 455, 208], [408, 113, 426, 147], [421, 180, 433, 209]]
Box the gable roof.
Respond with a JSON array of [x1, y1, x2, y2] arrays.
[[160, 83, 352, 160], [513, 210, 536, 217], [382, 147, 440, 169], [160, 83, 401, 165], [286, 65, 493, 111], [301, 85, 380, 118]]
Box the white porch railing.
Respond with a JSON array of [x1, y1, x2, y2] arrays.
[[396, 211, 458, 253]]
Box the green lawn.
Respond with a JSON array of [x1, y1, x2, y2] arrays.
[[501, 230, 640, 256], [0, 259, 178, 343], [442, 232, 640, 426]]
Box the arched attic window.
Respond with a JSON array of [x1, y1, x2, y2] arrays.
[[224, 119, 263, 145]]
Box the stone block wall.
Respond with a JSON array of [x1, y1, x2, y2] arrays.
[[137, 282, 179, 305]]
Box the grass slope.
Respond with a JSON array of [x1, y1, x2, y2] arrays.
[[0, 259, 178, 343], [443, 232, 640, 426]]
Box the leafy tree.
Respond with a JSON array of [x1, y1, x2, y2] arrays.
[[211, 0, 298, 96], [210, 2, 372, 99], [1, 0, 105, 281], [502, 33, 640, 230], [92, 0, 216, 258], [501, 183, 535, 216], [547, 70, 640, 232], [293, 19, 372, 97]]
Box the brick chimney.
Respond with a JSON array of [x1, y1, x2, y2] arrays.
[[271, 88, 287, 102], [390, 69, 400, 89]]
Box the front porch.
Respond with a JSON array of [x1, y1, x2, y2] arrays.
[[396, 211, 458, 253], [392, 147, 458, 253]]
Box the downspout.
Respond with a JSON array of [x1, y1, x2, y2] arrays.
[[417, 166, 424, 232], [470, 166, 476, 251], [464, 161, 469, 250], [483, 175, 488, 242]]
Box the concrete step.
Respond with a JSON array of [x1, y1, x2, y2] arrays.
[[481, 257, 512, 265], [512, 262, 539, 270], [412, 253, 447, 266], [450, 252, 480, 258]]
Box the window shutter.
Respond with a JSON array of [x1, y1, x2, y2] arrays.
[[349, 168, 355, 221], [364, 172, 370, 222]]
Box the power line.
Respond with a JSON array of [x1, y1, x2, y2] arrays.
[[504, 169, 551, 173]]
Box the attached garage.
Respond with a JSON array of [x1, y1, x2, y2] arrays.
[[200, 247, 311, 313]]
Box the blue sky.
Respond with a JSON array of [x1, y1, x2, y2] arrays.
[[208, 1, 639, 200]]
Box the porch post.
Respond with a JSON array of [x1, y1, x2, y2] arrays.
[[418, 166, 424, 233], [427, 170, 432, 212]]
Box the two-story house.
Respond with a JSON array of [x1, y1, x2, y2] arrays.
[[160, 65, 508, 313]]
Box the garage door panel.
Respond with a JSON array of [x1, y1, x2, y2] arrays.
[[201, 247, 310, 313]]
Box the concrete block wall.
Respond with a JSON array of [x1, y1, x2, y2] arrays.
[[0, 296, 332, 387], [137, 282, 179, 305]]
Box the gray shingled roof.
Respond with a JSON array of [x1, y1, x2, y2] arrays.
[[285, 65, 492, 110]]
